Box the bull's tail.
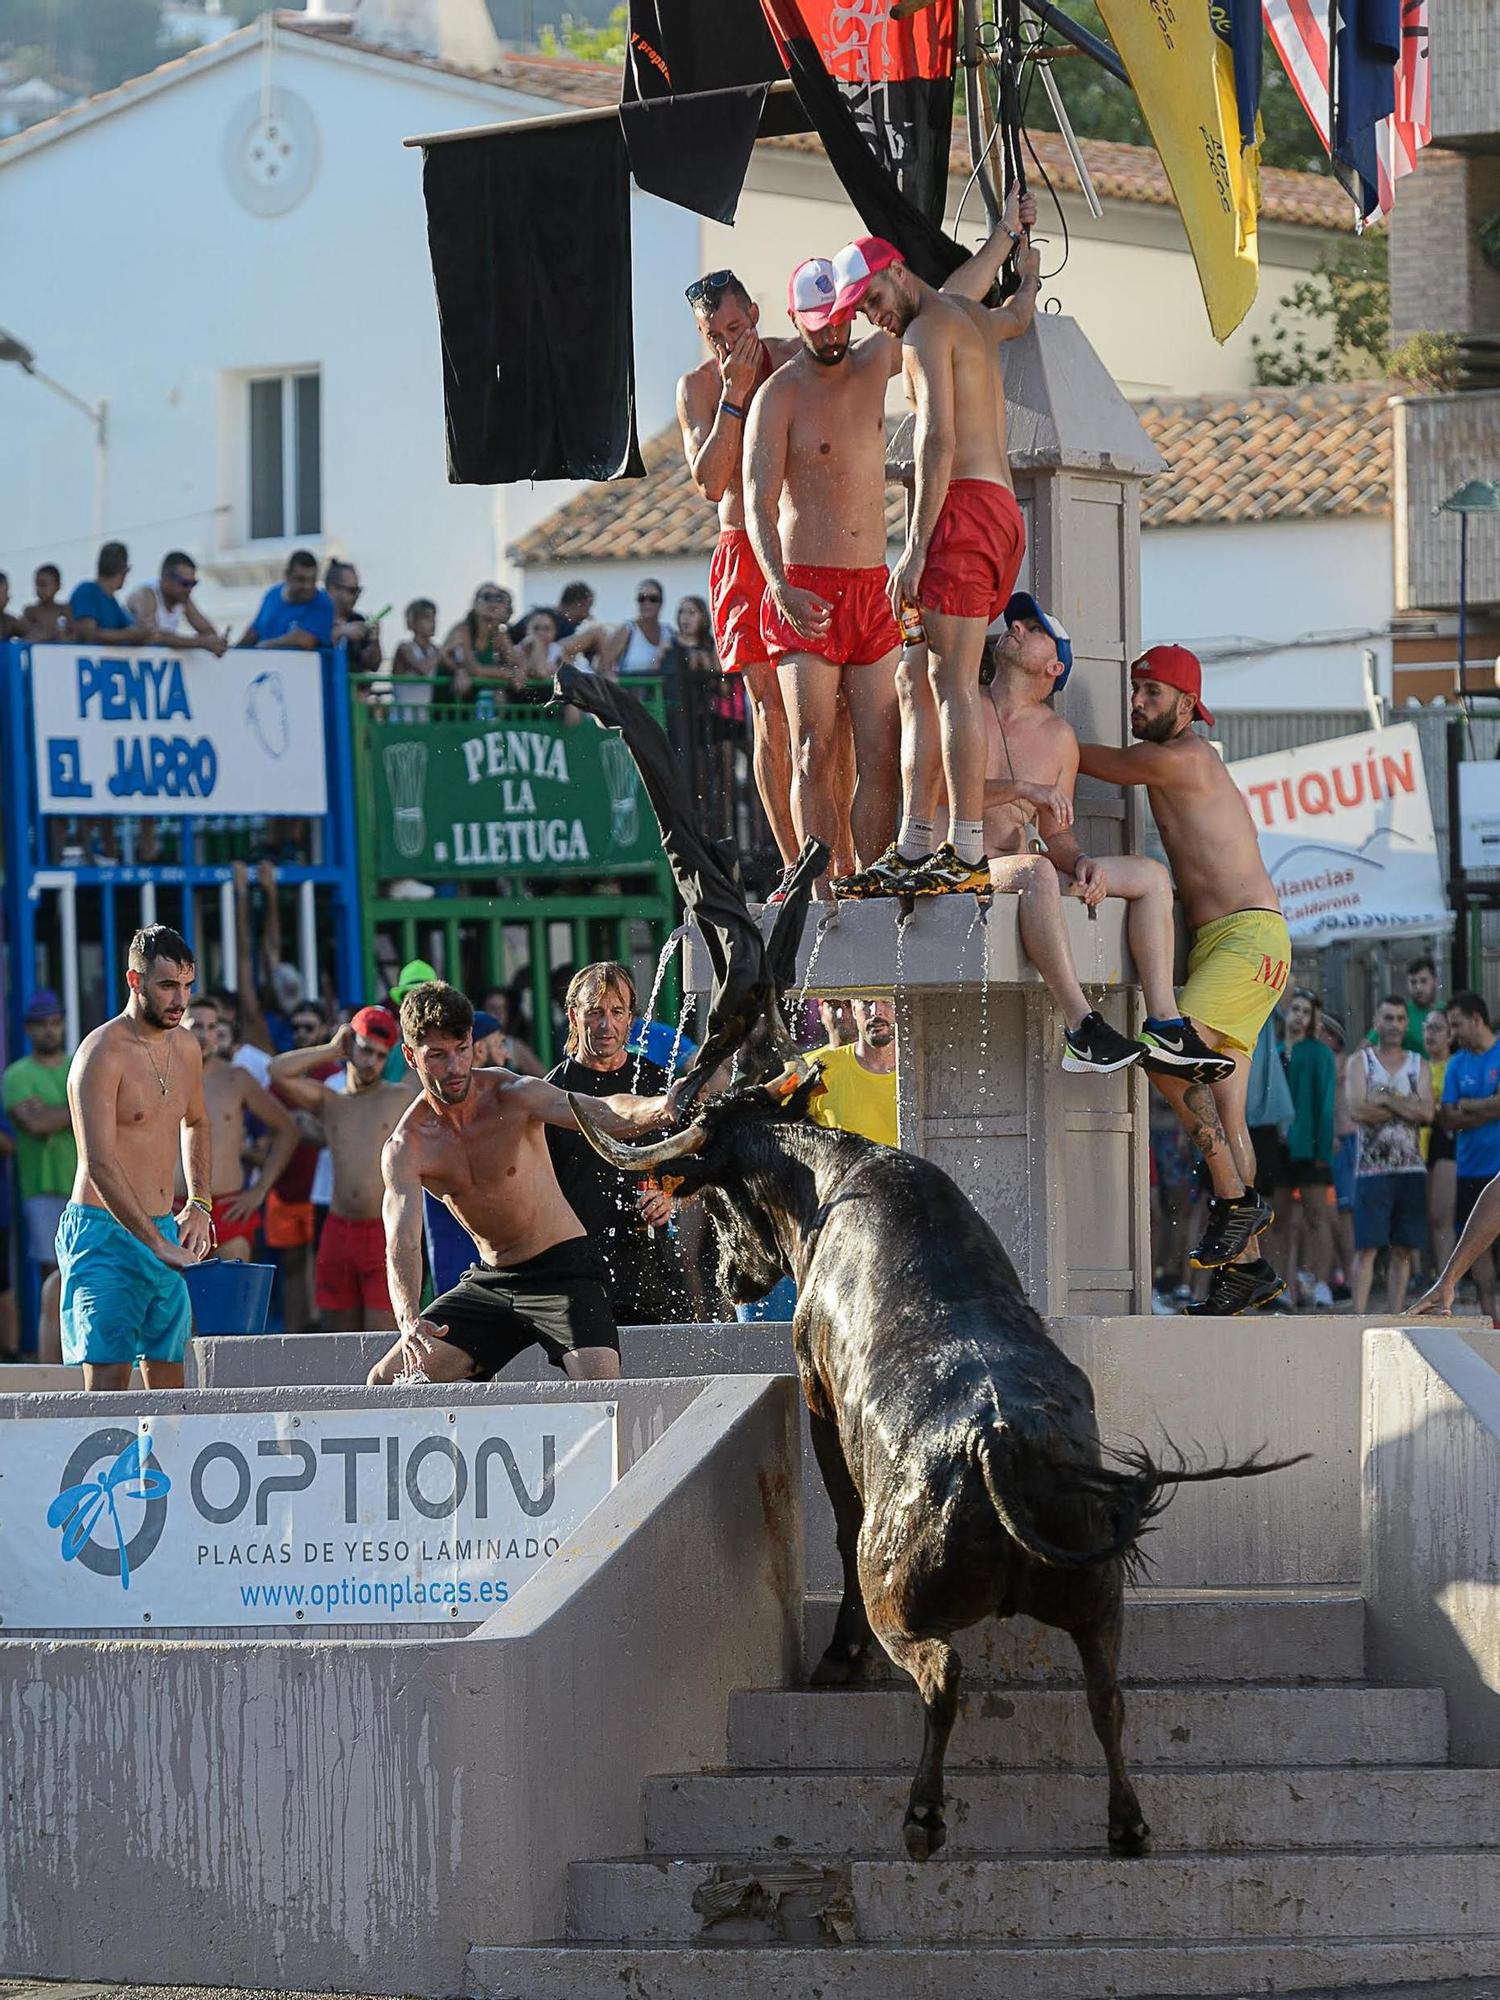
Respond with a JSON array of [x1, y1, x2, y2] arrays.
[[976, 1433, 1309, 1574]]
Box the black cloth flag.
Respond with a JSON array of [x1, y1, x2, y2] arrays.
[[758, 0, 965, 286], [421, 118, 645, 485], [620, 83, 768, 224]]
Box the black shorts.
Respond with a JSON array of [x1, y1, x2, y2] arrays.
[[1281, 1155, 1332, 1191], [429, 1237, 619, 1381], [1455, 1175, 1497, 1239], [1428, 1124, 1457, 1167]]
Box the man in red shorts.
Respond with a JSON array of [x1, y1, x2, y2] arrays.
[[180, 994, 298, 1259], [270, 1006, 414, 1332], [744, 255, 902, 895], [831, 231, 1028, 895], [678, 270, 802, 888]]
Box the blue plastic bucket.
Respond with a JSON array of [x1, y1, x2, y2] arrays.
[[185, 1260, 275, 1336]]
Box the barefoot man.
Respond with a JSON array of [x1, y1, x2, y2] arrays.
[[678, 269, 802, 889], [367, 982, 676, 1386], [828, 225, 1028, 894], [58, 925, 214, 1389], [1079, 646, 1289, 1314], [181, 994, 299, 1260], [270, 1006, 413, 1332], [745, 256, 902, 895]]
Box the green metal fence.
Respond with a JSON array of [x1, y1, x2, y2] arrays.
[[350, 677, 679, 1064]]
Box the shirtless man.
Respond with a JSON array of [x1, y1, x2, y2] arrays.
[[826, 225, 1028, 894], [745, 257, 902, 895], [270, 1006, 414, 1332], [58, 925, 213, 1390], [180, 995, 298, 1261], [679, 270, 802, 887], [974, 595, 1233, 1080], [1079, 646, 1289, 1314], [367, 981, 674, 1386]]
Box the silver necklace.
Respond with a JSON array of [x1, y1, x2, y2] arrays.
[[133, 1023, 172, 1096]]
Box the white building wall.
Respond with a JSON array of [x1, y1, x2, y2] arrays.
[[1142, 515, 1395, 712]]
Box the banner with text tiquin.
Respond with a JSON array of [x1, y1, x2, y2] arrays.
[[0, 1405, 616, 1630], [29, 644, 327, 816], [1227, 723, 1451, 946]]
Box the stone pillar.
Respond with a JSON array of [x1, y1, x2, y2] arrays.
[[880, 313, 1165, 1315]]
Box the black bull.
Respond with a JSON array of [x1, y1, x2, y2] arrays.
[[571, 1080, 1304, 1861]]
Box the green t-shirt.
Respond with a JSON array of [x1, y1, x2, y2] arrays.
[[1, 1054, 77, 1201]]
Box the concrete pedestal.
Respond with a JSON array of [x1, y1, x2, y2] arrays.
[[780, 894, 1145, 1316]]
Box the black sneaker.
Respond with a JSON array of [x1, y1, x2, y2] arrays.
[[1185, 1258, 1287, 1316], [1191, 1191, 1274, 1269], [833, 843, 929, 900], [1062, 1011, 1145, 1075], [909, 843, 991, 896], [1138, 1019, 1236, 1083]]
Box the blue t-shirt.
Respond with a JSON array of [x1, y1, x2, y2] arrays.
[[68, 580, 133, 631], [251, 583, 335, 648], [1443, 1045, 1500, 1180]]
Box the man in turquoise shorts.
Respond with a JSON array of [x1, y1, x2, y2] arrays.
[[59, 924, 214, 1388]]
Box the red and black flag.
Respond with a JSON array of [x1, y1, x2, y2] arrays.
[[758, 0, 965, 285]]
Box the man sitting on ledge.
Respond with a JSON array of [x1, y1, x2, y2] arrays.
[[969, 593, 1234, 1084], [368, 982, 675, 1387]]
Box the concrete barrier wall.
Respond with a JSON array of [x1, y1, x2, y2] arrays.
[[1364, 1327, 1500, 1766], [192, 1314, 1500, 1589], [0, 1374, 803, 1992]]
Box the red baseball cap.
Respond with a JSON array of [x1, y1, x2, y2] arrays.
[[350, 1004, 400, 1053], [786, 256, 850, 330], [1131, 644, 1214, 728], [832, 235, 903, 314]]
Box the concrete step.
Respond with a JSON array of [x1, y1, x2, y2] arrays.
[[801, 1587, 1366, 1685], [468, 1936, 1500, 2000], [726, 1684, 1447, 1771], [564, 1848, 1500, 1945], [643, 1763, 1500, 1856]]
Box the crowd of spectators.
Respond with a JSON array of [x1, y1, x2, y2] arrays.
[[1147, 955, 1496, 1318], [2, 542, 764, 871]]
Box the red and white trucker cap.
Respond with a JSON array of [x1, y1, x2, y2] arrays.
[[831, 235, 904, 313], [786, 256, 849, 330]]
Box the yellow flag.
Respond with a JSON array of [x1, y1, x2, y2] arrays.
[[1094, 0, 1261, 342]]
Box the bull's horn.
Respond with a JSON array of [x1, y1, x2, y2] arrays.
[[568, 1093, 706, 1172]]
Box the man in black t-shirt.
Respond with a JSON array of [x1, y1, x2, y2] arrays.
[[545, 961, 690, 1325]]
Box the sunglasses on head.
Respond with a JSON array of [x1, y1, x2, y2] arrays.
[[685, 269, 735, 309]]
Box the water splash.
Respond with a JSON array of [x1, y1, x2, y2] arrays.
[[633, 926, 687, 1092], [665, 992, 695, 1082], [793, 907, 837, 1019], [971, 902, 995, 1184]]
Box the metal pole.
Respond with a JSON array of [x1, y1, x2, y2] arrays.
[[58, 876, 80, 1050], [1448, 715, 1469, 989], [298, 880, 318, 1013], [219, 878, 237, 991]]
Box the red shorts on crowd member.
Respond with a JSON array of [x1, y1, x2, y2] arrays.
[[315, 1212, 392, 1315], [761, 563, 900, 668], [263, 1189, 315, 1250], [211, 1195, 261, 1252], [709, 528, 771, 675], [920, 480, 1026, 623]]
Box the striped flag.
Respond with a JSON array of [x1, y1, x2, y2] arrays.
[[1263, 0, 1430, 224]]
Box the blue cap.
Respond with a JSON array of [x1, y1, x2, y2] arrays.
[[472, 1010, 502, 1043], [25, 988, 63, 1021], [1005, 592, 1074, 689]]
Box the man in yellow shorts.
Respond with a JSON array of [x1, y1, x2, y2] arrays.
[[1079, 646, 1291, 1315]]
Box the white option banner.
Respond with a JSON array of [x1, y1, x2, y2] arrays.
[[29, 644, 328, 816], [0, 1404, 616, 1630], [1228, 723, 1452, 946]]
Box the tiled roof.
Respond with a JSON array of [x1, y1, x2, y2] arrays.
[[510, 384, 1392, 564], [1138, 384, 1392, 527]]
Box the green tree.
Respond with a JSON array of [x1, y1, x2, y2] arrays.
[[1250, 232, 1390, 385], [537, 3, 626, 63]]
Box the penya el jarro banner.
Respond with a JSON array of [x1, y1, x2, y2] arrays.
[[369, 712, 658, 878]]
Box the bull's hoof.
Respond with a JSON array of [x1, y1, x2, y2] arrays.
[[902, 1807, 947, 1862], [809, 1644, 869, 1688], [1109, 1818, 1152, 1857]]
